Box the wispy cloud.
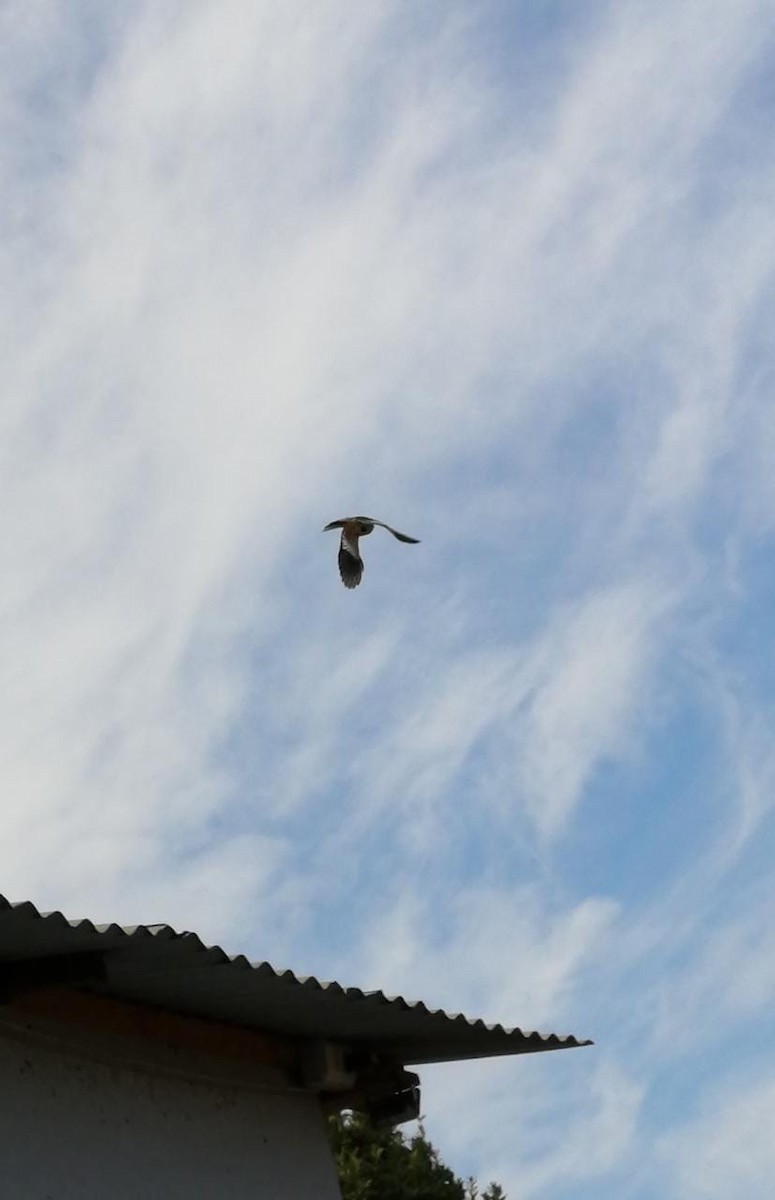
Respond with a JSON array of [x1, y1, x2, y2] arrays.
[[2, 0, 775, 1194], [659, 1077, 775, 1200]]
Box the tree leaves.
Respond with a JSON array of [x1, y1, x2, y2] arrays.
[[328, 1112, 507, 1200]]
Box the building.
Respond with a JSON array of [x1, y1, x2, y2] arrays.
[[0, 894, 590, 1198]]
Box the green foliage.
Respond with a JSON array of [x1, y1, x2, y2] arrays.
[[465, 1182, 506, 1200], [328, 1111, 507, 1200]]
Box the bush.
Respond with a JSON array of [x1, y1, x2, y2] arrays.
[[328, 1111, 507, 1200]]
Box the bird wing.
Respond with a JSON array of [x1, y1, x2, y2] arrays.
[[369, 519, 420, 544], [338, 530, 363, 588]]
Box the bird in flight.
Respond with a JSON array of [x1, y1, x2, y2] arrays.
[[323, 516, 420, 588]]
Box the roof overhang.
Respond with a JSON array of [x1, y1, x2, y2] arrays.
[[0, 895, 592, 1125]]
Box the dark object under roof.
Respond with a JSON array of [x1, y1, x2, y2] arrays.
[[0, 894, 591, 1066]]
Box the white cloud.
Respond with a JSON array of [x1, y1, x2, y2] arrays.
[[645, 886, 775, 1059], [660, 1077, 775, 1200], [515, 580, 676, 839], [302, 575, 677, 862], [343, 877, 617, 1048], [415, 1055, 641, 1200], [507, 1062, 643, 1199], [1, 3, 775, 1196]]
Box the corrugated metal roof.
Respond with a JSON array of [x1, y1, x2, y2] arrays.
[[0, 895, 591, 1066]]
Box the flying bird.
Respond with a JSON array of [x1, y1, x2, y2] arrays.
[[323, 516, 420, 589]]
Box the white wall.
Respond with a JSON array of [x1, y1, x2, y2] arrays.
[[0, 1012, 342, 1200]]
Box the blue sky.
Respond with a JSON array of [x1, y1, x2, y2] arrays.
[[3, 1, 775, 1195]]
